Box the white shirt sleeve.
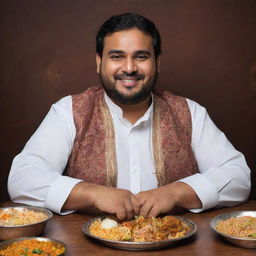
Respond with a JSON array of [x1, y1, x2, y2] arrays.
[[7, 96, 82, 214], [179, 99, 251, 212]]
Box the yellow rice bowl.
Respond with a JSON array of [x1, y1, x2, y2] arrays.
[[0, 207, 48, 226], [216, 216, 256, 239], [0, 238, 66, 256]]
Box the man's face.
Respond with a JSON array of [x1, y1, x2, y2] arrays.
[[96, 28, 160, 105]]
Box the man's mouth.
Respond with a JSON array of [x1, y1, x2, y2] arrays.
[[120, 79, 137, 87], [114, 74, 144, 88]]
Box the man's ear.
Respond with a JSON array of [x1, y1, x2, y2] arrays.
[[96, 54, 101, 74], [156, 56, 161, 73]]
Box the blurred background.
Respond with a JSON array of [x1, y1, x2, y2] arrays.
[[1, 0, 255, 201]]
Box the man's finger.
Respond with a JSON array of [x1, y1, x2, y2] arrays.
[[130, 196, 141, 216], [148, 205, 160, 217], [139, 201, 154, 217], [124, 198, 135, 220], [116, 204, 127, 220]]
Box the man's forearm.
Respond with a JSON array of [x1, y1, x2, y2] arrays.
[[62, 182, 141, 220], [136, 181, 202, 217], [170, 182, 202, 209], [62, 182, 94, 211]]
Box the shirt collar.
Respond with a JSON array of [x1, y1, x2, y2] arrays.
[[104, 92, 154, 122]]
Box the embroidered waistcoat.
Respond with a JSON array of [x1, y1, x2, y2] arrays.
[[66, 86, 198, 187]]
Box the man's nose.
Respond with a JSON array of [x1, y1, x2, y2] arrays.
[[122, 58, 138, 73]]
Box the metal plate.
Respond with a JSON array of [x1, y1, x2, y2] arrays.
[[0, 206, 53, 240], [0, 206, 53, 227], [0, 237, 66, 255], [210, 211, 256, 248], [82, 216, 197, 251]]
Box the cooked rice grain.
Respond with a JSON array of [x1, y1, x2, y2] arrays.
[[216, 216, 256, 238], [90, 216, 189, 242], [0, 208, 48, 226], [0, 239, 65, 256]]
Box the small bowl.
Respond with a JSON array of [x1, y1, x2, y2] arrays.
[[0, 206, 53, 240], [210, 211, 256, 248], [0, 237, 66, 255]]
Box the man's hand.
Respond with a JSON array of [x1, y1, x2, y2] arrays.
[[89, 184, 141, 220], [136, 182, 202, 217], [135, 185, 175, 217], [63, 182, 141, 220]]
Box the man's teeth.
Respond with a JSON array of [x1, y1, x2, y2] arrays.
[[122, 79, 135, 82]]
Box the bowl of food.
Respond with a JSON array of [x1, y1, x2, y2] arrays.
[[82, 215, 197, 250], [0, 206, 53, 240], [210, 211, 256, 248], [0, 237, 66, 255]]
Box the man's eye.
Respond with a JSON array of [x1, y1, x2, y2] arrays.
[[110, 55, 122, 60], [136, 55, 148, 60]]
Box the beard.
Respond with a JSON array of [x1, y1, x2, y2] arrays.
[[99, 68, 158, 105]]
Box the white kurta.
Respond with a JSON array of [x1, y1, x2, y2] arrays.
[[8, 93, 251, 214]]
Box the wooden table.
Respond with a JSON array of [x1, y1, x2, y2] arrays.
[[1, 201, 256, 255]]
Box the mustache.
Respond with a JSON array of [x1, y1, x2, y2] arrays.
[[114, 72, 145, 80]]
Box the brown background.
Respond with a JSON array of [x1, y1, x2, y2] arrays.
[[1, 0, 255, 202]]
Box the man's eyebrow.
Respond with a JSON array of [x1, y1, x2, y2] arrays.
[[134, 50, 151, 56], [107, 50, 124, 55], [107, 50, 152, 56]]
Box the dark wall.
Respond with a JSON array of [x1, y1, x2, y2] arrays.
[[1, 0, 256, 201]]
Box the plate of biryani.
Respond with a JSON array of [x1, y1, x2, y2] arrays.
[[0, 237, 66, 256], [210, 211, 256, 248], [0, 206, 52, 240], [82, 215, 197, 250]]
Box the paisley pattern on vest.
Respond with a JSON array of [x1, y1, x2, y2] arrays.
[[66, 87, 198, 187], [152, 90, 198, 185], [66, 87, 117, 186]]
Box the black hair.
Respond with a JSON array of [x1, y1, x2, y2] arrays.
[[96, 13, 161, 58]]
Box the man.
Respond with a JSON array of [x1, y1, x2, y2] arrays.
[[8, 13, 251, 220]]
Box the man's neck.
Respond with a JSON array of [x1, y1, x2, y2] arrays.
[[115, 96, 152, 124]]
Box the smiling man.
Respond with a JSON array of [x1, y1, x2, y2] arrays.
[[97, 28, 158, 106], [8, 13, 251, 220]]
